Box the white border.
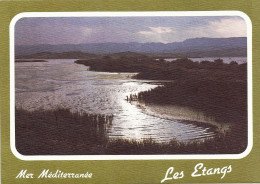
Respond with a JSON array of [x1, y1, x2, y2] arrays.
[[10, 11, 253, 161]]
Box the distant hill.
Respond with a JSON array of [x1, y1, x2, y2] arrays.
[[17, 48, 247, 60], [16, 51, 97, 59], [105, 51, 148, 59], [173, 47, 247, 58], [16, 51, 151, 59], [15, 37, 247, 57]]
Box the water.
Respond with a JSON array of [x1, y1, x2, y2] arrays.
[[15, 59, 217, 142], [163, 57, 247, 64]]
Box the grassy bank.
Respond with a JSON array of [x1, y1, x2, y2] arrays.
[[16, 108, 113, 155], [16, 108, 247, 155], [134, 79, 247, 125]]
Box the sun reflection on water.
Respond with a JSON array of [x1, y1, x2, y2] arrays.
[[15, 59, 217, 143]]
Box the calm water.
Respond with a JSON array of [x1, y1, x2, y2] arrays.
[[163, 57, 247, 64], [15, 59, 217, 142]]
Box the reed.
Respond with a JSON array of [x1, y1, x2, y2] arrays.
[[105, 124, 247, 154], [16, 108, 246, 155], [15, 108, 113, 155]]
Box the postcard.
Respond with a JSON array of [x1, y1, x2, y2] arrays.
[[0, 1, 259, 183]]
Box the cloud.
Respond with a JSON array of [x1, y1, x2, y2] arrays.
[[81, 26, 137, 43], [207, 17, 247, 37], [80, 27, 92, 36], [16, 22, 94, 45], [138, 27, 173, 35], [177, 17, 247, 40], [137, 18, 246, 43], [137, 17, 247, 43], [137, 27, 174, 43], [15, 17, 247, 45]]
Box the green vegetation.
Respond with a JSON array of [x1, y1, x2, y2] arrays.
[[75, 57, 246, 80], [76, 57, 248, 151], [16, 108, 247, 155], [15, 54, 248, 155], [75, 57, 157, 73], [16, 108, 113, 155], [76, 58, 247, 124], [106, 128, 247, 154], [133, 59, 247, 125], [135, 79, 246, 124]]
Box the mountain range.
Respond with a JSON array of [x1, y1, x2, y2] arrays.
[[16, 37, 247, 57]]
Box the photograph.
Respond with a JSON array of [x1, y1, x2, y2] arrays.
[[14, 14, 248, 155]]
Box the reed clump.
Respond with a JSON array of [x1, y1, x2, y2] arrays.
[[15, 108, 113, 155]]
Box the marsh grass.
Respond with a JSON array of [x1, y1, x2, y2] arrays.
[[15, 108, 113, 155], [134, 79, 247, 125], [15, 58, 247, 155], [76, 57, 247, 125], [16, 108, 247, 155], [105, 124, 247, 154]]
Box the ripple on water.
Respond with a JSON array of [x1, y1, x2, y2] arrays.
[[15, 59, 217, 143]]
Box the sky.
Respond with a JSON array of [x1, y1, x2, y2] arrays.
[[15, 16, 247, 45]]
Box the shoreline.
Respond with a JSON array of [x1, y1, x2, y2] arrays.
[[15, 107, 247, 155], [95, 72, 138, 80], [130, 101, 231, 134], [15, 59, 48, 63]]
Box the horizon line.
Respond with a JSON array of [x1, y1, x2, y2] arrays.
[[15, 36, 247, 46]]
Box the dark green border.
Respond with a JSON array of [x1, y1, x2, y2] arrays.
[[1, 0, 259, 183]]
